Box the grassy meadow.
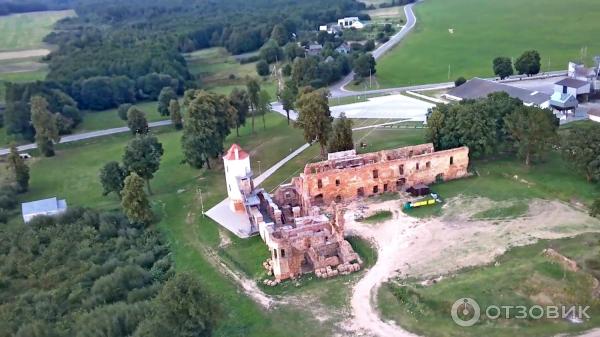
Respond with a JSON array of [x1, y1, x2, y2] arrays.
[[185, 47, 278, 98], [376, 0, 600, 87]]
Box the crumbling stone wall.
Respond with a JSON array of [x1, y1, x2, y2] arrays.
[[297, 144, 469, 206]]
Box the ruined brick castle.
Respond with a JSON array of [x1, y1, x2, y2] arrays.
[[221, 143, 469, 281]]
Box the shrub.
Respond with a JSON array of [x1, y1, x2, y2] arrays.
[[256, 60, 270, 76], [455, 76, 467, 87]]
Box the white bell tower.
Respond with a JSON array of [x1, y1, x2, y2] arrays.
[[223, 144, 253, 212]]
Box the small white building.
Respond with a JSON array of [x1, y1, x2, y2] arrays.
[[319, 25, 328, 32], [223, 144, 253, 213], [554, 78, 591, 97], [21, 197, 67, 223], [338, 17, 364, 29]]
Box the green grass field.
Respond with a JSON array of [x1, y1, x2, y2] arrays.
[[376, 0, 600, 87], [378, 234, 600, 337], [0, 10, 74, 51], [1, 113, 419, 334]]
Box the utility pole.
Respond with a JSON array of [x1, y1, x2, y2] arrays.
[[257, 160, 262, 176], [447, 64, 451, 80], [369, 68, 372, 88]]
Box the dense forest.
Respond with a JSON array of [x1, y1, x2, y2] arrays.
[[0, 208, 220, 337], [0, 1, 54, 16], [3, 0, 365, 140]]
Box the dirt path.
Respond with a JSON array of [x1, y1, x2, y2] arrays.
[[342, 197, 600, 337], [0, 48, 50, 61]]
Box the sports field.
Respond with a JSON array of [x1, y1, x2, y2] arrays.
[[376, 0, 600, 87]]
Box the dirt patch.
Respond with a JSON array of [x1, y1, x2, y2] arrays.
[[340, 196, 600, 337]]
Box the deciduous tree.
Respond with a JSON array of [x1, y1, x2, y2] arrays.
[[504, 106, 557, 166], [30, 96, 60, 157], [353, 53, 376, 78], [182, 91, 231, 169], [121, 172, 153, 225], [257, 90, 271, 130], [123, 135, 164, 194], [328, 113, 353, 153], [99, 161, 128, 198], [492, 56, 514, 79], [157, 87, 177, 116], [561, 123, 600, 182], [280, 80, 298, 124], [246, 78, 261, 134], [515, 50, 541, 76], [6, 144, 29, 192], [271, 24, 289, 46], [133, 273, 221, 337], [295, 88, 332, 157], [229, 88, 249, 136], [169, 99, 183, 130], [127, 107, 149, 135], [591, 198, 600, 218], [118, 103, 133, 121]]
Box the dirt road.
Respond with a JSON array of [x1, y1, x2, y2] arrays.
[[0, 48, 50, 61], [343, 197, 600, 337]]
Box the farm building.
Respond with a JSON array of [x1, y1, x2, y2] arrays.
[[444, 78, 550, 108]]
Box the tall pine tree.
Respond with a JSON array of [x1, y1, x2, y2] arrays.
[[6, 144, 29, 192], [30, 96, 60, 157]]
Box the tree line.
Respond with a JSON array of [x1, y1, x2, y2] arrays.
[[0, 206, 220, 337]]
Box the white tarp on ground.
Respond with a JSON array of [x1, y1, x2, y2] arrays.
[[330, 94, 435, 121]]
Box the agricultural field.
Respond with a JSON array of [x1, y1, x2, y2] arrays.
[[0, 10, 74, 51], [376, 0, 600, 87]]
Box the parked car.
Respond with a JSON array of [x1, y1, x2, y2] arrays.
[[19, 153, 32, 160]]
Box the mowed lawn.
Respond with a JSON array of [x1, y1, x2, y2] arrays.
[[0, 10, 75, 51], [376, 0, 600, 87]]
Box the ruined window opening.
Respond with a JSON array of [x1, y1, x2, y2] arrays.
[[372, 169, 379, 178], [450, 156, 454, 165], [335, 195, 342, 202], [396, 178, 406, 189], [426, 161, 431, 169], [335, 179, 340, 186], [228, 184, 231, 191], [274, 249, 278, 259], [314, 194, 324, 204], [373, 185, 379, 193], [409, 150, 414, 157], [285, 192, 292, 200], [281, 249, 286, 258], [317, 179, 323, 189], [416, 163, 420, 170], [383, 183, 388, 192], [399, 164, 404, 175], [357, 187, 365, 197]]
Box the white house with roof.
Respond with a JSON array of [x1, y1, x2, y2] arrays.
[[21, 197, 67, 223], [337, 17, 364, 29]]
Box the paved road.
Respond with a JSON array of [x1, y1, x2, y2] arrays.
[[329, 3, 419, 97], [0, 120, 172, 156]]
